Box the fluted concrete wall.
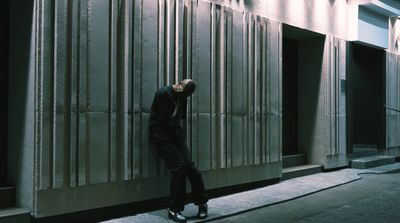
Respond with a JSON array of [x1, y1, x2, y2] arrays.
[[386, 52, 400, 154], [24, 0, 282, 217]]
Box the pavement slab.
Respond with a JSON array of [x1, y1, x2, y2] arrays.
[[101, 169, 367, 223], [100, 164, 400, 223]]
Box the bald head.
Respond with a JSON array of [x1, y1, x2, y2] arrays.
[[174, 79, 196, 97]]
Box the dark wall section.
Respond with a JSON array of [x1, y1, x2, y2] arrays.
[[350, 43, 385, 148], [0, 0, 10, 186], [282, 38, 299, 156], [8, 0, 35, 204], [297, 37, 325, 158]]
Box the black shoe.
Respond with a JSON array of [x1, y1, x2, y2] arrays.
[[168, 210, 186, 223], [197, 203, 208, 219]]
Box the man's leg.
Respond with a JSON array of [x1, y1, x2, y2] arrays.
[[186, 162, 208, 205], [154, 142, 187, 211], [177, 143, 208, 206]]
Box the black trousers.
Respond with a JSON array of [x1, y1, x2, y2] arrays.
[[153, 139, 208, 211]]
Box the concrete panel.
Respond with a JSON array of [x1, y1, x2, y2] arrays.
[[54, 0, 68, 113], [53, 113, 66, 189], [87, 0, 110, 112], [78, 0, 89, 112], [140, 113, 160, 178], [142, 0, 159, 112], [87, 112, 109, 184], [193, 1, 212, 113], [231, 115, 244, 167], [78, 113, 87, 186], [231, 10, 245, 114], [196, 113, 212, 171], [69, 112, 77, 187]]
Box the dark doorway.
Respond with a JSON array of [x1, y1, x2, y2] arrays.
[[282, 25, 325, 160], [348, 43, 385, 152], [282, 37, 299, 156], [0, 1, 9, 186]]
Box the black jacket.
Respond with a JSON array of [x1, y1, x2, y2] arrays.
[[149, 85, 187, 145]]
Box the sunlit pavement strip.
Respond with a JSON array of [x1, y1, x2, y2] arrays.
[[101, 167, 399, 223]]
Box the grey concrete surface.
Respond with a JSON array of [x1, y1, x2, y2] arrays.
[[213, 171, 400, 223], [100, 168, 373, 223], [100, 164, 400, 223]]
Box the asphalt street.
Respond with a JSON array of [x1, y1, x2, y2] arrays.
[[212, 171, 400, 223]]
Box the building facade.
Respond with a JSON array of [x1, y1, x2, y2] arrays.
[[5, 0, 400, 220]]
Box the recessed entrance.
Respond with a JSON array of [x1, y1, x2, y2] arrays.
[[347, 43, 385, 153], [282, 24, 325, 166]]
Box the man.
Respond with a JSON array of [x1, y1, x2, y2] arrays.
[[149, 79, 208, 223]]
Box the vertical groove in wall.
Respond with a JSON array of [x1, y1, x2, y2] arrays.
[[328, 38, 333, 157], [398, 55, 400, 147], [267, 20, 270, 163], [333, 40, 336, 155], [246, 13, 250, 165], [50, 0, 56, 189], [84, 0, 91, 186], [184, 0, 192, 162], [167, 0, 175, 84], [64, 0, 73, 188], [80, 0, 88, 187], [243, 12, 248, 166], [332, 39, 336, 156], [335, 41, 339, 155], [241, 12, 248, 165], [252, 15, 255, 164], [261, 18, 266, 164], [73, 0, 81, 187], [110, 0, 118, 182], [33, 1, 41, 213], [117, 0, 123, 181], [134, 0, 140, 179], [128, 0, 134, 180], [176, 0, 183, 81], [278, 21, 282, 163], [158, 0, 165, 88], [107, 0, 112, 183], [326, 38, 329, 156], [211, 3, 216, 170], [128, 0, 133, 180], [124, 0, 133, 181], [191, 0, 199, 167], [36, 0, 44, 190], [225, 8, 232, 168], [218, 6, 225, 169], [254, 16, 260, 165]]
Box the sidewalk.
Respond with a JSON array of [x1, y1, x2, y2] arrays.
[[101, 163, 400, 223]]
